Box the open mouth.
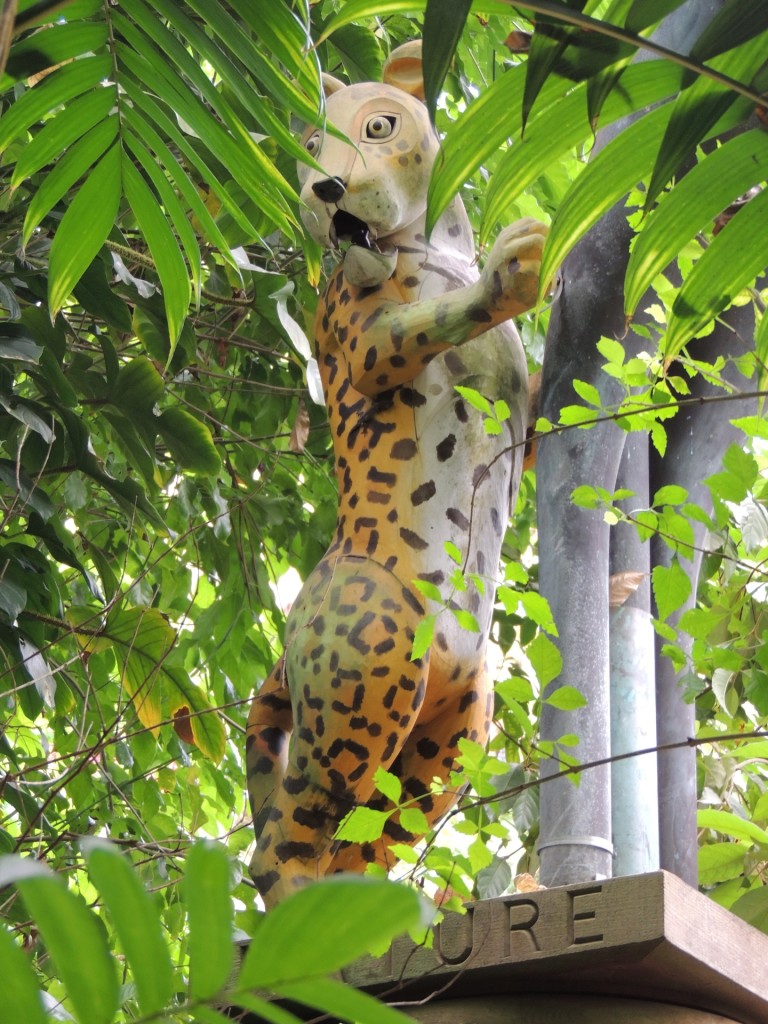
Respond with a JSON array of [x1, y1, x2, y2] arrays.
[[330, 210, 379, 251]]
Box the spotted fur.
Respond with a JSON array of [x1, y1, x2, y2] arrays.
[[246, 42, 547, 907]]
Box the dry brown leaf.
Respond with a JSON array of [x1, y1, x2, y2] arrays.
[[515, 872, 544, 892], [289, 399, 310, 453], [504, 30, 532, 54], [172, 706, 194, 745], [609, 570, 648, 608]]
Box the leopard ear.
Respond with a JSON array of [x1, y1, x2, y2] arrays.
[[382, 40, 424, 101], [321, 73, 346, 97]]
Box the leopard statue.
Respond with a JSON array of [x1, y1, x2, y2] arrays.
[[246, 41, 547, 908]]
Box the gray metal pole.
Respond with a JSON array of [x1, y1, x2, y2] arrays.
[[609, 437, 659, 875]]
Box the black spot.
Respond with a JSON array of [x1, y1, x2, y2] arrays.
[[252, 870, 280, 893], [293, 806, 327, 829], [276, 840, 316, 862], [348, 762, 369, 782], [368, 466, 397, 486], [443, 350, 467, 375], [400, 387, 427, 407], [383, 686, 398, 709], [472, 463, 489, 487], [436, 434, 456, 461], [400, 527, 429, 551], [382, 731, 400, 761], [468, 305, 493, 323], [454, 399, 469, 422], [401, 588, 425, 615], [391, 438, 418, 460], [459, 689, 479, 711], [446, 507, 470, 531], [283, 774, 310, 795], [259, 726, 285, 756], [383, 819, 414, 841], [417, 737, 442, 761], [411, 480, 436, 505], [361, 305, 384, 329], [345, 738, 370, 761]]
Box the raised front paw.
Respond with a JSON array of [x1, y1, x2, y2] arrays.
[[479, 218, 548, 315]]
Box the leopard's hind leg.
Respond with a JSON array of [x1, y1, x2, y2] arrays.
[[326, 665, 493, 877], [246, 659, 292, 837], [248, 556, 430, 908]]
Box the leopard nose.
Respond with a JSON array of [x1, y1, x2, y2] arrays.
[[312, 176, 346, 203]]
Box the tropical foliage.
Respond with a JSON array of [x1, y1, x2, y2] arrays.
[[0, 0, 767, 1020]]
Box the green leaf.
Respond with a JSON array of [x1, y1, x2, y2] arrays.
[[123, 159, 191, 353], [527, 632, 563, 688], [48, 142, 121, 319], [665, 185, 768, 359], [697, 808, 768, 845], [690, 0, 768, 63], [157, 408, 221, 475], [730, 888, 768, 935], [571, 379, 602, 407], [374, 766, 402, 804], [185, 841, 233, 1000], [698, 841, 746, 886], [84, 841, 174, 1018], [522, 18, 572, 129], [544, 684, 587, 710], [452, 608, 480, 632], [105, 606, 175, 731], [519, 591, 558, 635], [625, 130, 768, 315], [423, 0, 472, 121], [11, 87, 116, 187], [427, 63, 525, 236], [0, 922, 47, 1024], [482, 61, 682, 241], [625, 0, 688, 32], [652, 484, 688, 507], [413, 578, 443, 603], [334, 806, 390, 843], [454, 385, 492, 415], [399, 805, 430, 835], [651, 558, 691, 621], [329, 23, 383, 84], [411, 614, 435, 661], [238, 877, 425, 987], [645, 30, 768, 209], [1, 21, 109, 90], [0, 55, 112, 153], [22, 116, 119, 246], [539, 102, 672, 296], [112, 356, 165, 414], [4, 859, 120, 1024]]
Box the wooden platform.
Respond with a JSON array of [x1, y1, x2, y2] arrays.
[[338, 871, 768, 1023]]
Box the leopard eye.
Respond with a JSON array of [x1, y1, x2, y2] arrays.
[[365, 114, 397, 140], [305, 130, 322, 155]]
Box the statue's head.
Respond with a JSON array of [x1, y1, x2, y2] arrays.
[[298, 42, 438, 286]]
